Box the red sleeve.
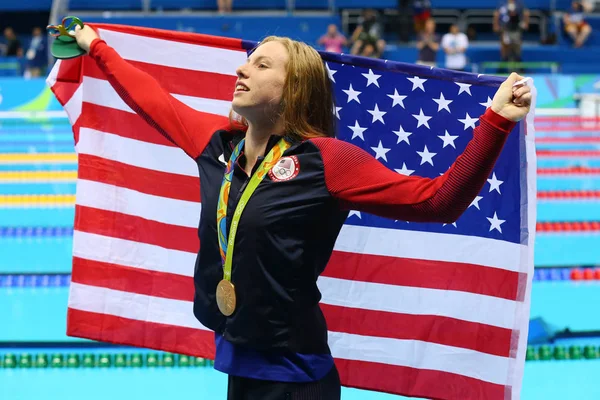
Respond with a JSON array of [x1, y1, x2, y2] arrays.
[[311, 108, 516, 223], [89, 38, 231, 159]]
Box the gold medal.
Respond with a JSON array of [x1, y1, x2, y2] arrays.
[[216, 279, 236, 316]]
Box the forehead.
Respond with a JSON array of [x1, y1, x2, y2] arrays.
[[251, 41, 289, 65]]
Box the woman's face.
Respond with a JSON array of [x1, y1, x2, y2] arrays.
[[232, 41, 289, 122]]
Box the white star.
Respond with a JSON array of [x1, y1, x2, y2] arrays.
[[326, 63, 337, 82], [348, 120, 367, 141], [394, 162, 415, 176], [487, 212, 506, 233], [407, 76, 427, 92], [348, 210, 362, 219], [443, 222, 458, 227], [342, 84, 362, 104], [456, 82, 472, 96], [487, 172, 504, 194], [458, 113, 478, 130], [387, 89, 407, 108], [469, 196, 483, 210], [392, 125, 412, 145], [412, 108, 432, 129], [367, 104, 387, 124], [362, 69, 382, 87], [480, 97, 493, 108], [438, 130, 459, 149], [432, 92, 453, 113], [333, 106, 342, 120], [417, 145, 437, 166], [371, 141, 391, 162]]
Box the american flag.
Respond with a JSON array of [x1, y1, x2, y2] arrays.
[[47, 24, 537, 400]]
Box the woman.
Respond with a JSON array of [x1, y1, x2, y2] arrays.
[[74, 25, 531, 400]]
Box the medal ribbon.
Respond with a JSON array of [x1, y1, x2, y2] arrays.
[[217, 137, 291, 281]]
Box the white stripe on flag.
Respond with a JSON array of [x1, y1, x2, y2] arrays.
[[336, 224, 526, 273], [97, 28, 246, 76], [328, 331, 509, 385], [68, 282, 208, 330], [68, 281, 509, 386], [82, 77, 134, 113], [71, 229, 513, 328], [46, 59, 61, 88], [64, 83, 83, 126], [76, 179, 200, 228], [72, 231, 197, 277], [81, 76, 231, 117], [318, 276, 515, 329], [76, 127, 199, 177], [172, 93, 232, 117]]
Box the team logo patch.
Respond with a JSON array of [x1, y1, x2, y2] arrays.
[[268, 156, 300, 182]]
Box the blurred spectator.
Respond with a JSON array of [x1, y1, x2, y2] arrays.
[[396, 0, 411, 43], [563, 1, 593, 48], [24, 27, 46, 78], [416, 18, 439, 67], [2, 27, 23, 57], [318, 24, 347, 53], [441, 24, 469, 71], [493, 0, 529, 63], [413, 0, 432, 34], [360, 43, 379, 58], [217, 0, 232, 13], [350, 9, 386, 58]]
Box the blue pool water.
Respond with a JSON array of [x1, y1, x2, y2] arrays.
[[1, 116, 600, 400]]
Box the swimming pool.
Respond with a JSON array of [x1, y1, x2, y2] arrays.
[[1, 115, 599, 399]]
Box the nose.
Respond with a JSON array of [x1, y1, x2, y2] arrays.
[[236, 62, 249, 79]]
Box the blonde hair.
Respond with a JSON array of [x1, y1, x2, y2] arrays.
[[229, 36, 336, 141]]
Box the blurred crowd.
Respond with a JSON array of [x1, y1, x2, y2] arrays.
[[318, 0, 596, 70], [0, 26, 47, 78], [0, 0, 597, 77]]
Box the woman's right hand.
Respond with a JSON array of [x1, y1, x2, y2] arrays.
[[74, 24, 99, 54]]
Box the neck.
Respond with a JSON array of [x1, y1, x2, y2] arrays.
[[243, 118, 285, 175]]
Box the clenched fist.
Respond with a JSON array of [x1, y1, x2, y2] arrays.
[[490, 73, 533, 122]]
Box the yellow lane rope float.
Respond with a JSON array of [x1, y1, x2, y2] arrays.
[[0, 153, 77, 164]]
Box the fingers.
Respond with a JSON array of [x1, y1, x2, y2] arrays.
[[504, 72, 525, 86], [512, 85, 531, 99], [513, 92, 532, 107]]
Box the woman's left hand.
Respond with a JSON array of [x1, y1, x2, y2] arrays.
[[491, 72, 533, 122]]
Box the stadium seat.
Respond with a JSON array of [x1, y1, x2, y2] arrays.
[[0, 0, 51, 10], [69, 0, 144, 10]]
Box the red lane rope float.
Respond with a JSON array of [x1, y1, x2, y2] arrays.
[[536, 221, 600, 232], [537, 137, 600, 143], [538, 167, 600, 175], [538, 190, 600, 199], [535, 116, 600, 123], [537, 150, 600, 157]]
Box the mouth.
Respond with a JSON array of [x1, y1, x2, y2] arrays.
[[234, 82, 250, 94]]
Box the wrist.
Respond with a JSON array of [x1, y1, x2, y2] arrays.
[[88, 38, 104, 56], [484, 108, 517, 132]]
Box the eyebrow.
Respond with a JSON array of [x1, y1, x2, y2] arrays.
[[248, 55, 273, 64]]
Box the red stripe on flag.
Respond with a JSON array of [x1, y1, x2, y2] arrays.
[[71, 257, 195, 301], [50, 59, 83, 107], [324, 251, 521, 300], [321, 304, 512, 357], [91, 23, 246, 51], [83, 56, 237, 102], [78, 153, 200, 202], [78, 102, 177, 147], [335, 358, 506, 400], [67, 308, 215, 359], [75, 205, 199, 253], [68, 258, 509, 357]]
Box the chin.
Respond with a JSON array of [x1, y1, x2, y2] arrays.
[[231, 102, 252, 121]]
